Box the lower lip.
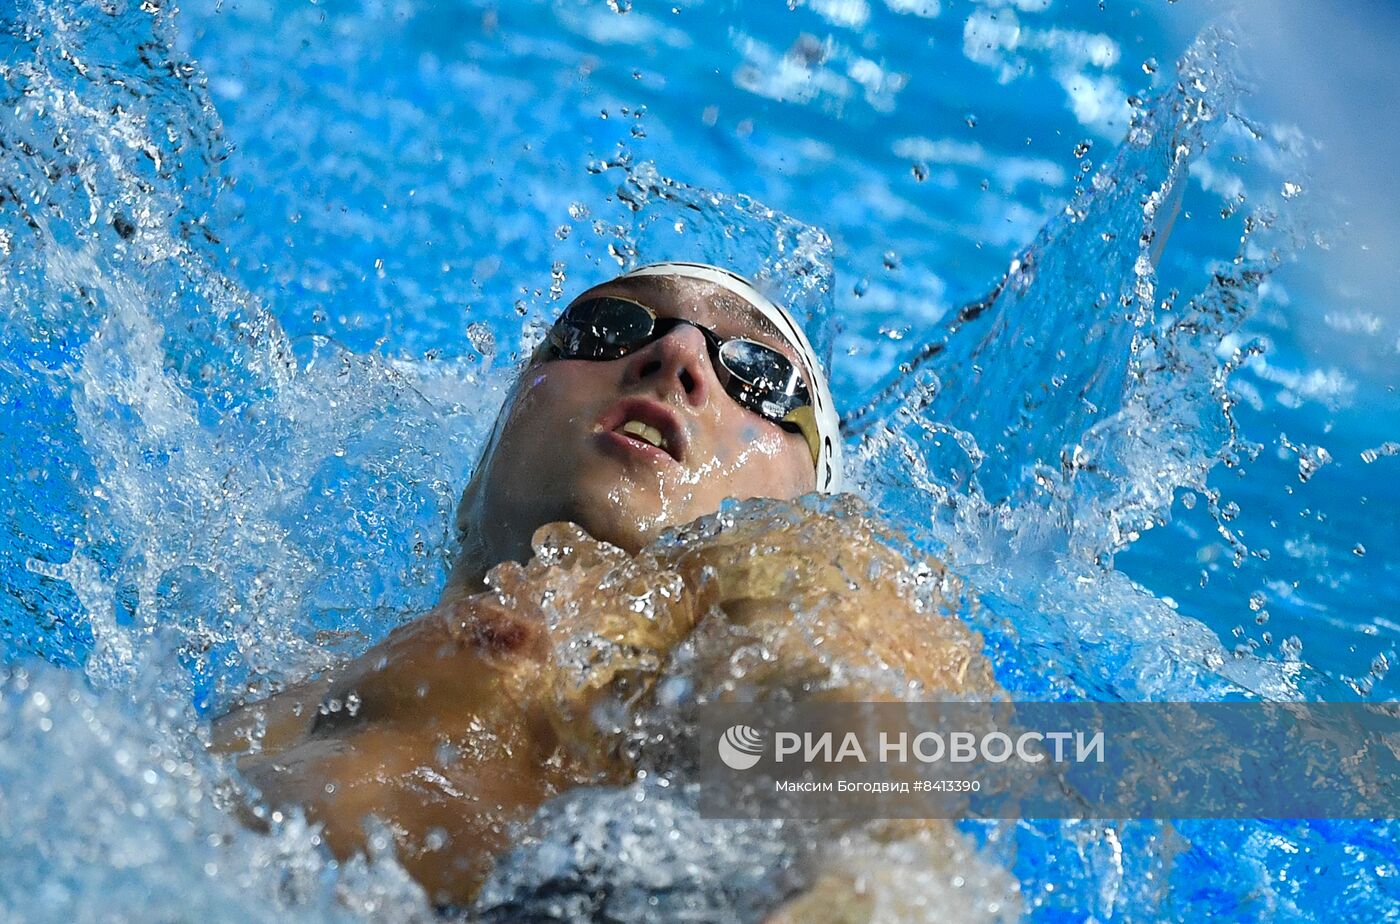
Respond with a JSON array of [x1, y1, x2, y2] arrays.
[[595, 428, 678, 467]]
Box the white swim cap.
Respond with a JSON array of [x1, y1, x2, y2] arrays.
[[618, 261, 844, 493]]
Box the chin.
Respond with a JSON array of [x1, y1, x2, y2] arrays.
[[551, 489, 660, 555]]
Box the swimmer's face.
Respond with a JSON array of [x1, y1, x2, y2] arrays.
[[458, 274, 817, 563]]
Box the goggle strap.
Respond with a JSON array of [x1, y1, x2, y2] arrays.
[[782, 404, 821, 465]]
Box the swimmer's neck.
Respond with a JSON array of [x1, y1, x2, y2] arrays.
[[441, 544, 495, 602], [438, 523, 574, 603], [441, 520, 647, 606]]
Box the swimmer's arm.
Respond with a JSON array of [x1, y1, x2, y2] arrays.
[[209, 673, 338, 756], [209, 594, 552, 758]]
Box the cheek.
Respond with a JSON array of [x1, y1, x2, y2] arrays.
[[726, 427, 814, 498], [491, 368, 595, 470], [512, 364, 603, 425]]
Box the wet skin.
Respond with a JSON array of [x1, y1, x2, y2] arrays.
[[210, 275, 1004, 917], [449, 273, 817, 589]]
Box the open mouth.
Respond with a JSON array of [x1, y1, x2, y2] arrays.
[[597, 398, 686, 464]]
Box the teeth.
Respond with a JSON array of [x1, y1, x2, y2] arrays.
[[617, 419, 667, 450]]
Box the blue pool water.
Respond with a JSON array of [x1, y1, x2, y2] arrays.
[[1, 0, 1397, 920]]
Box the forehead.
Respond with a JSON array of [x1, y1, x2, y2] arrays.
[[568, 275, 801, 363]]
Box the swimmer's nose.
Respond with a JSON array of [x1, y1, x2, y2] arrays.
[[625, 323, 712, 409]]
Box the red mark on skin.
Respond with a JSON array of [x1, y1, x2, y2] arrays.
[[449, 598, 548, 662]]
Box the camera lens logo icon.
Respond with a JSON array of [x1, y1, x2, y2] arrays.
[[718, 724, 766, 771]]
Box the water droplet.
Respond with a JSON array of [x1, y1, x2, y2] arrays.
[[1281, 181, 1303, 199], [1352, 543, 1366, 557], [1073, 140, 1093, 158], [608, 0, 632, 12], [964, 112, 978, 128], [555, 224, 571, 240], [1360, 441, 1398, 464], [882, 251, 899, 270], [568, 202, 590, 221], [911, 163, 929, 182], [1142, 57, 1158, 74], [467, 322, 496, 356]]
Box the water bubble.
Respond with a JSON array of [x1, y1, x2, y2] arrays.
[[882, 251, 899, 270], [1281, 181, 1303, 199], [1352, 543, 1366, 557], [608, 0, 632, 12], [1142, 57, 1159, 74], [1073, 140, 1093, 158], [964, 112, 978, 128], [555, 224, 571, 240], [911, 163, 929, 182], [569, 202, 590, 221]]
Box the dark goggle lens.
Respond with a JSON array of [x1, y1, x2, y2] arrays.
[[550, 297, 654, 359], [717, 339, 809, 420], [547, 295, 812, 429]]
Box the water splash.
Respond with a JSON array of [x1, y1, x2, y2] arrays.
[[0, 2, 1393, 921], [839, 30, 1318, 704], [1, 2, 503, 710]]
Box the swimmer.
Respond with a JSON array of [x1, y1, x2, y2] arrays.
[[211, 263, 1005, 919]]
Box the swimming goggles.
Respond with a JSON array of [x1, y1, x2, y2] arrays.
[[544, 295, 822, 463]]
